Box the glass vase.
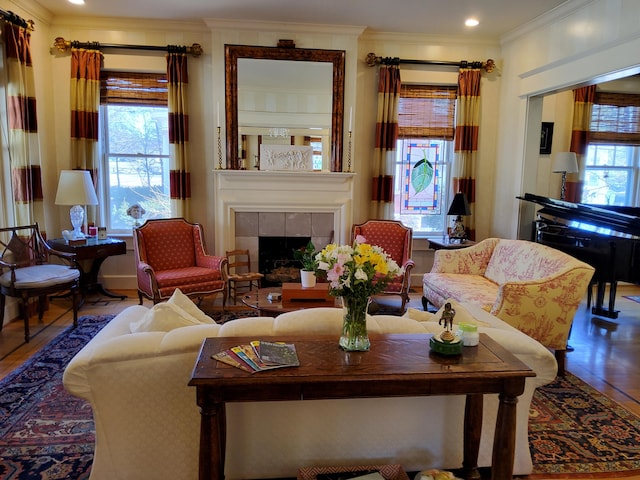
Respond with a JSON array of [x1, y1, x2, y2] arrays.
[[339, 295, 371, 351]]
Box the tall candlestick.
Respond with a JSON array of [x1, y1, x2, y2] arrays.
[[349, 107, 353, 131], [217, 102, 220, 127]]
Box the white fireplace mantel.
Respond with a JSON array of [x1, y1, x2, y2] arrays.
[[213, 170, 356, 256]]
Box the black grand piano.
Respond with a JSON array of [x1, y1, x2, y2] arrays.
[[518, 193, 640, 319]]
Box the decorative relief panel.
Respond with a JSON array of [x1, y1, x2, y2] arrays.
[[260, 145, 313, 171]]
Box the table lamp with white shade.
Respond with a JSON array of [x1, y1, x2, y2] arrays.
[[551, 152, 578, 201], [55, 170, 99, 239]]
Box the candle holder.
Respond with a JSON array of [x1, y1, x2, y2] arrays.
[[216, 126, 223, 169], [347, 130, 353, 172]]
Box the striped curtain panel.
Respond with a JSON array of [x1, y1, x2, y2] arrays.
[[452, 68, 481, 241], [70, 48, 102, 226], [4, 22, 43, 226], [167, 48, 191, 218], [568, 86, 596, 202], [371, 64, 401, 219]]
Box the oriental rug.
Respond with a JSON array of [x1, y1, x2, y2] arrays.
[[1, 314, 639, 479]]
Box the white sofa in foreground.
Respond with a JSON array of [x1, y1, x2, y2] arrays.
[[63, 296, 557, 480]]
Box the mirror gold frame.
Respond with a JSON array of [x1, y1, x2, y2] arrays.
[[225, 43, 345, 171]]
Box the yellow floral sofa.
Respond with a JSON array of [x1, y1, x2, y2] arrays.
[[422, 238, 595, 374]]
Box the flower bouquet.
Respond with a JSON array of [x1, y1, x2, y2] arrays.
[[316, 235, 403, 350]]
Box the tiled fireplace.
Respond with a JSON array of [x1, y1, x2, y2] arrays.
[[213, 170, 355, 274]]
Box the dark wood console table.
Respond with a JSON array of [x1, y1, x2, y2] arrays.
[[47, 237, 127, 301], [189, 333, 534, 480]]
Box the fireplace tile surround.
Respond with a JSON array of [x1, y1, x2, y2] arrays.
[[213, 170, 355, 273]]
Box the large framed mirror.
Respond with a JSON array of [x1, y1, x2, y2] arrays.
[[225, 43, 345, 171]]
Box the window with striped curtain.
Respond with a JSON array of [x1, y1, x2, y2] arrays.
[[394, 84, 457, 236], [100, 71, 171, 232]]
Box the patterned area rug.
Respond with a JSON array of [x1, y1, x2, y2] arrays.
[[1, 314, 639, 479], [528, 373, 640, 478], [623, 295, 640, 304]]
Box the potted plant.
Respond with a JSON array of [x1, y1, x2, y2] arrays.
[[293, 240, 318, 288]]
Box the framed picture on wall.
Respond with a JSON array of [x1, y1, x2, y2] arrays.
[[540, 122, 554, 154]]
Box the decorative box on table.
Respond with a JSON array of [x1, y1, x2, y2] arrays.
[[282, 282, 334, 308], [298, 464, 410, 480]]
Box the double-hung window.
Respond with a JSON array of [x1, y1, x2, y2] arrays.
[[582, 92, 640, 206], [393, 84, 457, 236], [100, 72, 171, 233]]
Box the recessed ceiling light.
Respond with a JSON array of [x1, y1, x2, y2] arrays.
[[68, 0, 85, 5], [465, 18, 479, 27]]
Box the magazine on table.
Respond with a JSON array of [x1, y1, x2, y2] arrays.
[[212, 340, 300, 372]]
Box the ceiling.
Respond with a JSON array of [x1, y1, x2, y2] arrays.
[[32, 0, 570, 40]]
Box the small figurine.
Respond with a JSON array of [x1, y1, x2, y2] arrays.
[[438, 302, 456, 331], [127, 203, 146, 227]]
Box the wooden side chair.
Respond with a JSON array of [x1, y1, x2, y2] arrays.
[[225, 249, 263, 306], [351, 219, 415, 313], [0, 224, 80, 342]]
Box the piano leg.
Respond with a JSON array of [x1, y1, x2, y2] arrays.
[[591, 280, 620, 319]]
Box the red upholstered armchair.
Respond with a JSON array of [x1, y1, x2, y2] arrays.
[[133, 218, 227, 305], [351, 219, 415, 312]]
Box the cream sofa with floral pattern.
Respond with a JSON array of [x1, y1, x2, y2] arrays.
[[63, 291, 557, 480], [422, 238, 595, 374]]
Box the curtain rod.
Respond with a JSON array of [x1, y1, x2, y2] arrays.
[[0, 9, 35, 30], [366, 52, 496, 73], [52, 37, 203, 57]]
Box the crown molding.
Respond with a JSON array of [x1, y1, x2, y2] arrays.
[[500, 0, 593, 45], [359, 29, 500, 47], [204, 18, 365, 37], [48, 15, 209, 33]]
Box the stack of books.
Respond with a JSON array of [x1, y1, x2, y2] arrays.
[[213, 340, 300, 373]]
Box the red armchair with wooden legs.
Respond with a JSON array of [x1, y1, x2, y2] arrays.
[[351, 219, 415, 312], [133, 218, 227, 305]]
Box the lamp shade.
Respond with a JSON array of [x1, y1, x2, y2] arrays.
[[551, 152, 578, 174], [447, 192, 471, 216], [54, 170, 98, 206]]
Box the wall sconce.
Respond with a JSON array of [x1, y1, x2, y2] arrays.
[[447, 192, 471, 242], [551, 152, 578, 201], [54, 170, 98, 239]]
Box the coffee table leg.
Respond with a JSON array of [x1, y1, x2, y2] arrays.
[[462, 394, 483, 480], [491, 391, 518, 480], [197, 391, 226, 480]]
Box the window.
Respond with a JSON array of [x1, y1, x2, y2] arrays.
[[582, 92, 640, 206], [393, 84, 457, 236], [100, 72, 170, 233]]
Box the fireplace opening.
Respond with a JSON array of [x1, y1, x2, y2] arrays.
[[259, 236, 311, 287]]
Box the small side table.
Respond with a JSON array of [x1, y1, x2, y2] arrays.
[[47, 237, 127, 301], [428, 237, 476, 251]]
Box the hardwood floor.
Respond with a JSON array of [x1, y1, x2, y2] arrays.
[[1, 285, 639, 479]]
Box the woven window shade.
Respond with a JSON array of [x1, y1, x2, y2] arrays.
[[100, 71, 168, 106], [399, 85, 457, 139], [590, 92, 640, 145]]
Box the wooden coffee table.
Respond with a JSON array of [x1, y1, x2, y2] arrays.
[[190, 333, 535, 480], [241, 286, 339, 316]]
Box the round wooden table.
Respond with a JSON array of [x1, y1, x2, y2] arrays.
[[241, 286, 340, 317]]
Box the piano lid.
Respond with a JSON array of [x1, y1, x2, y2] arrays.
[[518, 193, 640, 239]]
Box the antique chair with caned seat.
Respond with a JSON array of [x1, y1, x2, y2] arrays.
[[0, 224, 80, 342], [224, 249, 263, 307], [351, 219, 415, 313], [133, 218, 227, 305]]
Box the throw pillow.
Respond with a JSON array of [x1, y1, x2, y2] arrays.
[[167, 288, 214, 324], [130, 290, 215, 333]]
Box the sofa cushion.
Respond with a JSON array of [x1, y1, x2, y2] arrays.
[[484, 239, 576, 285], [422, 273, 498, 310]]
